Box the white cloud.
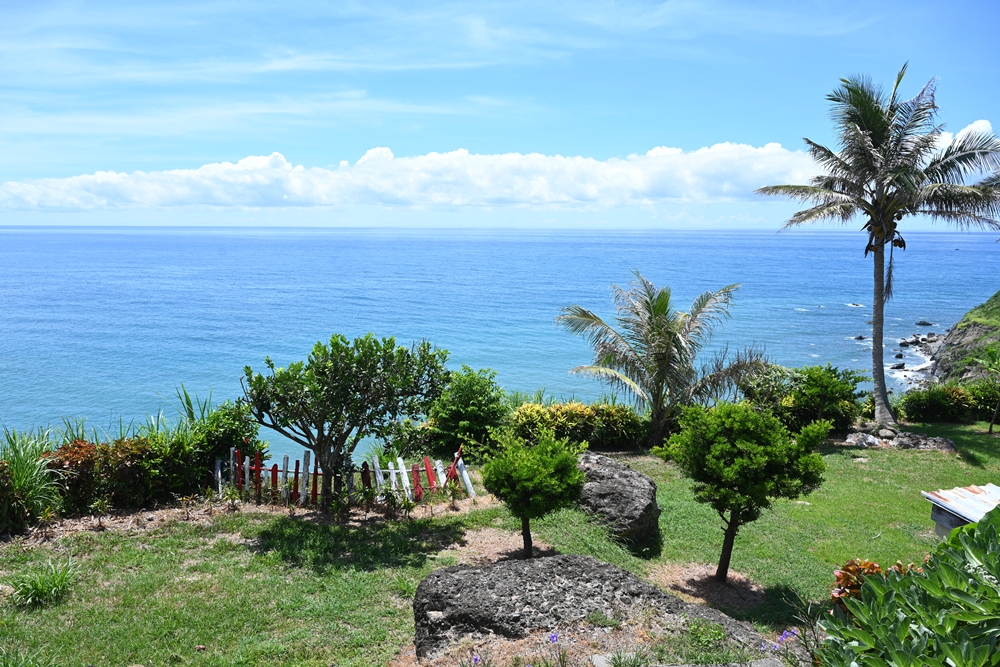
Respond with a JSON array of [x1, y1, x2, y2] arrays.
[[0, 142, 818, 211]]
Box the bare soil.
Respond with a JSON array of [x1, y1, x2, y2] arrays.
[[647, 562, 767, 612]]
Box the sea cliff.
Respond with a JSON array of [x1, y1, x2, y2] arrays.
[[930, 289, 1000, 382]]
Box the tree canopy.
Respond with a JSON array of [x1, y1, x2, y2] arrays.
[[242, 333, 449, 508], [658, 403, 828, 582]]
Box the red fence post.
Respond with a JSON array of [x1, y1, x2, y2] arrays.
[[411, 464, 424, 502], [360, 462, 372, 490], [271, 464, 279, 504], [424, 456, 437, 491]]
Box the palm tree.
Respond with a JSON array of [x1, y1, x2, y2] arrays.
[[557, 271, 756, 448], [757, 64, 1000, 425]]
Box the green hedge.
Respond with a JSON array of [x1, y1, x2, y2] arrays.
[[897, 380, 1000, 424], [741, 363, 866, 433], [508, 401, 646, 451]]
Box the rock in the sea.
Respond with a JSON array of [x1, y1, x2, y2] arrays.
[[890, 362, 905, 369], [577, 454, 660, 542], [854, 335, 865, 340], [895, 353, 904, 358], [899, 340, 911, 347], [413, 555, 760, 659], [916, 320, 933, 326]]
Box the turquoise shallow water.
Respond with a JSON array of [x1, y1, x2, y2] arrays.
[[1, 227, 997, 459]]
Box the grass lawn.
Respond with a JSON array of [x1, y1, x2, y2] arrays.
[[2, 422, 997, 665]]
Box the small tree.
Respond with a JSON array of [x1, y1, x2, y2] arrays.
[[658, 403, 828, 583], [481, 429, 585, 558], [242, 333, 449, 511], [427, 366, 509, 462]]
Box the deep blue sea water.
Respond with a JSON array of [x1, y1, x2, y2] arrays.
[[1, 227, 998, 460]]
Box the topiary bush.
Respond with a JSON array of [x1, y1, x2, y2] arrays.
[[480, 428, 586, 558], [426, 366, 509, 462], [898, 384, 975, 423], [656, 403, 828, 582], [818, 507, 1000, 666]]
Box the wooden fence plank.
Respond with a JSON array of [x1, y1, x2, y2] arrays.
[[215, 460, 223, 494], [311, 459, 319, 505], [244, 456, 251, 493], [396, 457, 412, 500], [423, 456, 437, 491], [292, 459, 300, 503], [456, 457, 476, 498], [435, 460, 447, 490], [281, 455, 290, 503], [300, 451, 311, 505]]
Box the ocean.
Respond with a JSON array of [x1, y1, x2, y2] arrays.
[[1, 227, 997, 460]]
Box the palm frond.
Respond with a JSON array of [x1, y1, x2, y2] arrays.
[[567, 365, 649, 406]]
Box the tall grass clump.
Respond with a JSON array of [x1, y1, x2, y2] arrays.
[[9, 558, 79, 607], [0, 648, 56, 667], [0, 427, 61, 535]]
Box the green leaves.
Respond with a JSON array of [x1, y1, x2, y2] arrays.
[[819, 507, 1000, 667], [480, 428, 585, 522], [242, 333, 449, 472]]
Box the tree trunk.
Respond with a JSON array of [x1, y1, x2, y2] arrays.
[[715, 510, 740, 583], [871, 242, 898, 426], [990, 397, 1000, 434], [647, 405, 670, 450], [521, 515, 533, 559], [319, 453, 333, 513]]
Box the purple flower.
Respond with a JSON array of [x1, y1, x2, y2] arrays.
[[760, 642, 768, 652], [472, 655, 480, 665], [549, 632, 559, 644]]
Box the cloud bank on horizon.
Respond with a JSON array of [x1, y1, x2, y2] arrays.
[[2, 141, 819, 210]]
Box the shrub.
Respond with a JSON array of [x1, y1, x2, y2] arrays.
[[657, 403, 828, 582], [46, 439, 101, 515], [741, 363, 865, 433], [199, 400, 267, 464], [898, 384, 975, 423], [590, 403, 647, 451], [967, 378, 1000, 423], [818, 507, 1000, 666], [426, 366, 509, 462], [9, 558, 79, 607], [481, 428, 586, 558], [0, 429, 62, 535], [508, 401, 645, 451], [95, 437, 159, 509]]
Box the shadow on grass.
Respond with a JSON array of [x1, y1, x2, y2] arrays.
[[626, 524, 662, 559], [717, 584, 804, 629], [902, 422, 1000, 469], [255, 515, 466, 573]]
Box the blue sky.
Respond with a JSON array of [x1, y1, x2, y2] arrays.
[[2, 0, 998, 227]]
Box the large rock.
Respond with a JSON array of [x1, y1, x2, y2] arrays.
[[413, 554, 760, 659], [577, 454, 660, 542]]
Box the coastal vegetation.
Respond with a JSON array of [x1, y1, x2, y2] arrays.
[[557, 271, 764, 449], [3, 420, 999, 665], [757, 64, 1000, 426]]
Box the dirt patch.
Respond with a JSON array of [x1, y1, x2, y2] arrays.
[[437, 527, 557, 565], [647, 562, 767, 612], [390, 618, 680, 667], [6, 493, 499, 547]]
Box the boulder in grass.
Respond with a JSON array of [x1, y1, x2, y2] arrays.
[[577, 454, 660, 542], [412, 554, 761, 659]]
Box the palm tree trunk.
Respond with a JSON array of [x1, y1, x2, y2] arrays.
[[872, 242, 898, 426]]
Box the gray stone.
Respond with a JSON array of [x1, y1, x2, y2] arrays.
[[894, 352, 904, 358], [899, 340, 911, 347], [577, 454, 661, 542], [916, 320, 933, 326], [846, 432, 883, 448], [413, 554, 761, 659], [890, 362, 905, 369]]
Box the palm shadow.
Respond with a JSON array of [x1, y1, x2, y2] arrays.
[[255, 514, 466, 573]]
